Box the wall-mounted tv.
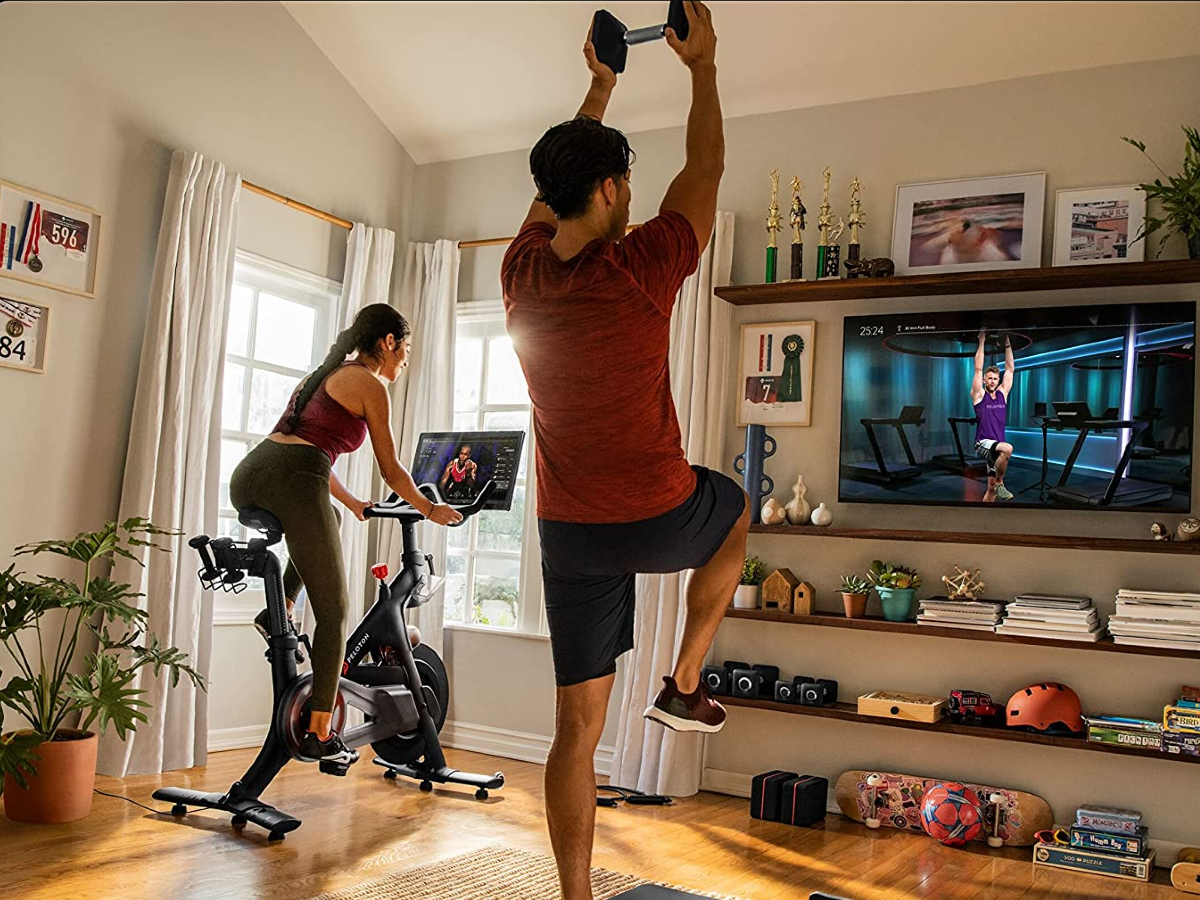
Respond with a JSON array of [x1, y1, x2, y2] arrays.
[[839, 302, 1195, 511]]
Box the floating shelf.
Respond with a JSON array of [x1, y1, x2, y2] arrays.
[[724, 608, 1200, 660], [722, 696, 1198, 764], [749, 523, 1200, 555], [715, 259, 1200, 306]]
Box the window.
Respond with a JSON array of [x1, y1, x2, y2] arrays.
[[217, 253, 340, 566], [445, 302, 543, 634]]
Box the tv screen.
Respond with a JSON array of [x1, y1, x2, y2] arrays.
[[839, 302, 1195, 511], [410, 431, 525, 511]]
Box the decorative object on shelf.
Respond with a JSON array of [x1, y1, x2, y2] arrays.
[[1122, 126, 1200, 260], [1172, 848, 1200, 893], [1151, 522, 1172, 541], [840, 574, 871, 619], [788, 176, 806, 281], [737, 321, 816, 427], [845, 176, 864, 276], [761, 568, 800, 613], [760, 497, 787, 525], [810, 502, 833, 526], [947, 690, 1002, 725], [1005, 682, 1084, 734], [733, 555, 767, 609], [1052, 185, 1146, 266], [0, 180, 102, 299], [815, 167, 846, 280], [891, 172, 1046, 275], [857, 689, 948, 723], [733, 424, 776, 523], [784, 474, 812, 525], [842, 256, 895, 279], [867, 559, 922, 622], [0, 294, 50, 374], [793, 580, 815, 616], [940, 565, 986, 601], [824, 219, 845, 279], [921, 782, 986, 847], [1178, 518, 1200, 542], [765, 169, 782, 283]]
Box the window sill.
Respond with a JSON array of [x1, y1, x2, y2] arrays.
[[443, 622, 551, 642]]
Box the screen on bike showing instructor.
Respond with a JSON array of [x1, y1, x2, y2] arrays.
[[410, 431, 525, 511]]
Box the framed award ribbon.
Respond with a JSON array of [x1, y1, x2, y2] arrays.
[[0, 294, 51, 374], [738, 320, 817, 427], [0, 180, 102, 299]]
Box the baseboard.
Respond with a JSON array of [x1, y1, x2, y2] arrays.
[[208, 724, 269, 752], [442, 719, 614, 776]]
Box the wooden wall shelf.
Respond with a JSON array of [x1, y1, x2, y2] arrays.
[[749, 523, 1200, 555], [715, 259, 1200, 306], [724, 608, 1200, 660], [722, 696, 1198, 764]]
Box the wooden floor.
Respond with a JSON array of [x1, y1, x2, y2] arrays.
[[0, 746, 1180, 900]]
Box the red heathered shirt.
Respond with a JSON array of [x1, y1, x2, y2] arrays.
[[501, 211, 700, 524]]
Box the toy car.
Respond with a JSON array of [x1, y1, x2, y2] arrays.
[[948, 690, 1001, 724]]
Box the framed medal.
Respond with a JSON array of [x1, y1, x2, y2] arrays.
[[738, 320, 817, 427], [0, 180, 102, 299], [0, 293, 51, 374]]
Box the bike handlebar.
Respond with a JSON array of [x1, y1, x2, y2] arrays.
[[363, 480, 497, 526]]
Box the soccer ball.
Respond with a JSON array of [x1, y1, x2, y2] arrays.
[[920, 782, 984, 846]]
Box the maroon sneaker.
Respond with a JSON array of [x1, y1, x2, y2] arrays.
[[643, 676, 727, 734]]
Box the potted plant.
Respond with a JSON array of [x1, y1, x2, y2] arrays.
[[0, 518, 202, 824], [733, 555, 767, 609], [1122, 126, 1200, 259], [866, 560, 923, 622], [839, 574, 872, 619]]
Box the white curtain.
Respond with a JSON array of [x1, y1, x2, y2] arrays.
[[378, 240, 460, 654], [98, 150, 240, 776], [608, 212, 735, 797], [336, 224, 395, 619]]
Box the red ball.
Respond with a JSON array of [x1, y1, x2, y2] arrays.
[[920, 782, 985, 846]]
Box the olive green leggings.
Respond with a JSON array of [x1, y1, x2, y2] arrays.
[[229, 440, 348, 713]]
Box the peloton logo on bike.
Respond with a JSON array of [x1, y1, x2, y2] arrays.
[[348, 632, 371, 665]]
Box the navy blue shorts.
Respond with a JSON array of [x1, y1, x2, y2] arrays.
[[539, 466, 747, 687]]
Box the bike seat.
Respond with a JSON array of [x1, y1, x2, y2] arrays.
[[238, 507, 284, 536]]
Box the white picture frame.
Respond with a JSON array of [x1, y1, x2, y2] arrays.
[[738, 321, 816, 427], [891, 172, 1045, 275], [1052, 185, 1146, 266], [0, 180, 102, 299], [0, 293, 51, 374]]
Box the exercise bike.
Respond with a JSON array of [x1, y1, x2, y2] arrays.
[[153, 482, 505, 841]]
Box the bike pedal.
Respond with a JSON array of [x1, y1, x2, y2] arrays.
[[319, 760, 352, 776]]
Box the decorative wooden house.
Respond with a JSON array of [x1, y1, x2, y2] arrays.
[[762, 568, 800, 613], [793, 581, 816, 616]]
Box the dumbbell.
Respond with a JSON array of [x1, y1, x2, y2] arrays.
[[591, 0, 690, 75], [703, 660, 750, 696]]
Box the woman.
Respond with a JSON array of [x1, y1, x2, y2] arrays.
[[229, 303, 461, 766]]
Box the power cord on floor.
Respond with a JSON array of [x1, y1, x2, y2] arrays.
[[596, 784, 673, 808], [93, 788, 190, 816]]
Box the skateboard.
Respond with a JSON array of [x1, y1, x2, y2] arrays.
[[835, 769, 1053, 847], [1173, 847, 1200, 894]]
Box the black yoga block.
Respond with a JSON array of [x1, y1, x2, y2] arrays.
[[702, 665, 730, 695], [779, 774, 828, 827], [610, 886, 709, 898], [731, 668, 760, 698], [750, 769, 798, 821]]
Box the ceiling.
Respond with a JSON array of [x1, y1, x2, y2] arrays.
[[282, 1, 1200, 165]]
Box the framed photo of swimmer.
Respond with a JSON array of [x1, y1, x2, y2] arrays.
[[891, 173, 1045, 275], [738, 320, 816, 427], [1052, 185, 1146, 266], [0, 293, 51, 374], [0, 180, 102, 299]]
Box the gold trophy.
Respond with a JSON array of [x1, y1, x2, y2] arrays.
[[846, 177, 865, 278], [788, 177, 806, 281], [765, 169, 782, 283]]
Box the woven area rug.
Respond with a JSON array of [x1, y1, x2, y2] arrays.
[[304, 846, 748, 900]]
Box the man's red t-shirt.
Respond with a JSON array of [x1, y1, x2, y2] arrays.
[[501, 211, 701, 524]]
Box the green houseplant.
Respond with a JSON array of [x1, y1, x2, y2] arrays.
[[866, 560, 923, 622], [0, 518, 202, 823], [733, 555, 767, 610], [1122, 126, 1200, 259], [839, 573, 872, 619]]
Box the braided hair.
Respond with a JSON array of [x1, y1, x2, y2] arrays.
[[282, 303, 410, 433]]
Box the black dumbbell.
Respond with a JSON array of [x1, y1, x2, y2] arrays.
[[591, 0, 690, 75], [774, 680, 798, 704], [702, 665, 730, 696], [731, 668, 761, 699]]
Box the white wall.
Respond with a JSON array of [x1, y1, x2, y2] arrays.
[[412, 55, 1200, 838], [0, 1, 416, 738]]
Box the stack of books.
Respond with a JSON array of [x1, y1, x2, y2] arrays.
[[916, 597, 1006, 632], [1162, 687, 1200, 757], [1108, 589, 1200, 651], [1033, 805, 1154, 883], [1084, 715, 1163, 751], [995, 593, 1103, 642]]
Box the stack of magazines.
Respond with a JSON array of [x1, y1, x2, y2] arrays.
[[995, 593, 1103, 642], [917, 597, 1006, 632], [1108, 590, 1200, 651]]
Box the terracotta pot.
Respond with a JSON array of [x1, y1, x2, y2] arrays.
[[3, 729, 98, 824], [841, 591, 869, 618]]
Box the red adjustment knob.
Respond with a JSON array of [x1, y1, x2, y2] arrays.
[[371, 563, 389, 581]]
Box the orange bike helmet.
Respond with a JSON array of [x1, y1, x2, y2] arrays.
[[1005, 682, 1083, 734]]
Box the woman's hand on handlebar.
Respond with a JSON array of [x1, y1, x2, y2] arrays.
[[427, 503, 463, 526], [347, 498, 374, 522]]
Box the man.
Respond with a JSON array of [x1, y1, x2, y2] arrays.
[[500, 4, 749, 899], [972, 327, 1016, 502], [439, 444, 477, 502]]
